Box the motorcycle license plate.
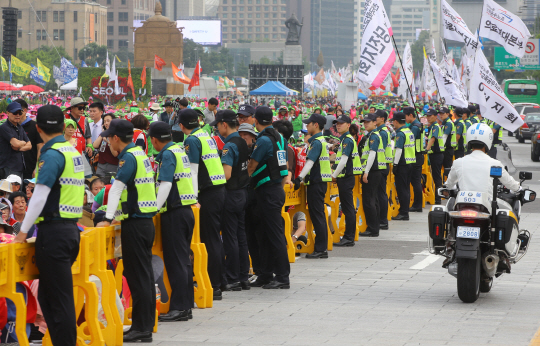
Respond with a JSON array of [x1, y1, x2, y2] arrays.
[[457, 226, 480, 239]]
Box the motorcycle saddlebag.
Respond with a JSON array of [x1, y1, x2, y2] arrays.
[[494, 210, 518, 249], [428, 205, 448, 240]]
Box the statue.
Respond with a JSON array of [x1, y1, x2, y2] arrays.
[[285, 13, 303, 45]]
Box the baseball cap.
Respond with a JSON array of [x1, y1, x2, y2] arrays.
[[238, 123, 258, 137], [254, 106, 273, 125], [425, 109, 437, 116], [69, 97, 88, 108], [36, 105, 65, 128], [210, 110, 237, 126], [237, 104, 255, 117], [360, 113, 378, 122], [100, 119, 134, 138], [333, 115, 351, 124], [439, 107, 450, 114], [6, 102, 22, 113], [24, 178, 36, 184], [392, 112, 406, 122], [178, 109, 200, 127], [302, 113, 326, 125], [148, 121, 172, 139], [5, 175, 22, 185]]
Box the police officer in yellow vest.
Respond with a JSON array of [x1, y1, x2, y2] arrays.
[[14, 105, 81, 346], [180, 109, 227, 299], [374, 110, 392, 230], [424, 109, 445, 205], [148, 122, 196, 323], [404, 107, 424, 212], [359, 113, 387, 237], [97, 119, 157, 343], [391, 112, 416, 220], [293, 113, 331, 258], [332, 114, 362, 247], [439, 107, 456, 174], [454, 107, 467, 159]]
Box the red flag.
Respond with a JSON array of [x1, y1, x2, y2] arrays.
[[390, 71, 399, 88], [188, 60, 201, 92], [141, 62, 147, 86], [127, 59, 136, 100], [314, 68, 325, 85], [154, 55, 166, 71], [171, 62, 191, 84]]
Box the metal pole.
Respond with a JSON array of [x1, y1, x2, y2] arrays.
[[391, 36, 419, 117]]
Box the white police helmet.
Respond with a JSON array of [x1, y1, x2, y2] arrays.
[[466, 123, 493, 151]]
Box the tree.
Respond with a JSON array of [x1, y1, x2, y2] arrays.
[[236, 59, 248, 77], [112, 48, 134, 68], [410, 30, 430, 75], [303, 56, 311, 72], [78, 43, 108, 67]]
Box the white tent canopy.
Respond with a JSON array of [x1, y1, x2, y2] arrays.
[[60, 79, 78, 90]]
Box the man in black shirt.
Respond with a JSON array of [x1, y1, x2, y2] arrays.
[[14, 99, 43, 179], [0, 102, 32, 181]]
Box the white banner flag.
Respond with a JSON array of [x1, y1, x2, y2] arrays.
[[430, 59, 468, 108], [478, 0, 531, 58], [430, 38, 437, 62], [441, 0, 478, 57], [469, 48, 523, 131], [358, 0, 396, 88]]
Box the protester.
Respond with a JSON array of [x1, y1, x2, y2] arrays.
[[0, 102, 32, 181], [203, 98, 219, 124], [6, 175, 22, 192], [94, 113, 119, 180], [14, 99, 43, 180], [25, 178, 35, 200]]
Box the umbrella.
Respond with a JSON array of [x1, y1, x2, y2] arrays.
[[382, 91, 394, 97], [358, 92, 367, 100], [19, 85, 44, 93], [0, 82, 19, 91]]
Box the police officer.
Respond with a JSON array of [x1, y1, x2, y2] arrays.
[[359, 113, 387, 237], [391, 112, 416, 221], [332, 114, 362, 247], [469, 105, 480, 124], [211, 110, 250, 291], [180, 108, 227, 299], [484, 119, 503, 159], [404, 107, 424, 212], [98, 119, 157, 343], [439, 107, 456, 175], [148, 122, 196, 322], [454, 107, 467, 159], [424, 109, 445, 205], [374, 110, 392, 230], [14, 105, 84, 346], [293, 113, 331, 258], [247, 106, 290, 289]]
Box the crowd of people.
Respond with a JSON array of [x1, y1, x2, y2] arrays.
[[0, 91, 504, 344]]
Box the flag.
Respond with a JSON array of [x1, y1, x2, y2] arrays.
[[29, 64, 47, 86], [109, 55, 117, 86], [37, 58, 51, 82], [224, 76, 230, 89], [358, 0, 395, 88], [1, 56, 7, 72], [10, 55, 33, 77], [241, 77, 248, 86], [81, 60, 88, 67], [478, 0, 531, 58], [188, 60, 201, 92], [141, 62, 147, 86], [314, 68, 325, 85], [430, 38, 437, 62], [100, 52, 110, 86], [127, 59, 136, 100], [423, 47, 437, 98], [154, 55, 166, 71], [53, 65, 64, 85], [171, 62, 191, 84], [441, 0, 478, 57], [94, 61, 99, 67], [402, 41, 414, 92], [61, 57, 77, 84], [116, 55, 122, 63], [469, 48, 523, 131], [430, 59, 468, 107]]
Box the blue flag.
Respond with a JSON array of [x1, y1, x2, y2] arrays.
[[81, 60, 88, 67], [29, 64, 47, 86], [60, 57, 78, 84], [94, 61, 99, 67]]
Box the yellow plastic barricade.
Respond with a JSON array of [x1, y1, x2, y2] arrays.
[[284, 185, 315, 255], [423, 154, 436, 205], [189, 206, 213, 309], [387, 165, 399, 219], [283, 185, 301, 262], [324, 182, 339, 251], [354, 176, 367, 239]]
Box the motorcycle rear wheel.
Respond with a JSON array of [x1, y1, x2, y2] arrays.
[[457, 249, 481, 303]]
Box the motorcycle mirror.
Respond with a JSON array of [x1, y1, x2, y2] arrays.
[[519, 171, 533, 181], [523, 189, 536, 202]]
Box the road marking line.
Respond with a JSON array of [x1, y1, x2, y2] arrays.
[[410, 254, 440, 270]]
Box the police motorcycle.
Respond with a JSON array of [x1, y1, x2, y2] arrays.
[[427, 135, 536, 303]]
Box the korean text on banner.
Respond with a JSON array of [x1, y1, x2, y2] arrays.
[[430, 59, 468, 108], [358, 0, 395, 88], [479, 0, 531, 58], [10, 55, 33, 78], [469, 48, 523, 132], [441, 0, 478, 57]]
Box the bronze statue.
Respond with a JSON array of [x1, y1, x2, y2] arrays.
[[285, 13, 303, 45]]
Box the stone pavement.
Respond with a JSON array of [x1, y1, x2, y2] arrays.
[[152, 209, 540, 346]]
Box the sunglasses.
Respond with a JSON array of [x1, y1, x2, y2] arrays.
[[77, 106, 86, 111], [12, 111, 22, 116]]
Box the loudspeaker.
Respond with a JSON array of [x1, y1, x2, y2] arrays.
[[248, 64, 304, 93], [2, 7, 18, 61]]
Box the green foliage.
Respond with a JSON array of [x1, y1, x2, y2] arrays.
[[10, 46, 73, 90], [77, 67, 151, 102], [0, 99, 7, 114], [236, 59, 248, 77], [411, 30, 430, 74], [182, 38, 248, 78], [78, 43, 108, 67]]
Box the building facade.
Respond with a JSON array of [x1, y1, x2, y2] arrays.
[[160, 0, 206, 21], [7, 0, 107, 63], [217, 0, 288, 45]]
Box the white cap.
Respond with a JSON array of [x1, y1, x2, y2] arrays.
[[5, 175, 22, 185]]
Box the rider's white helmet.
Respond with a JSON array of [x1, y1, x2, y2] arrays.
[[466, 123, 493, 151]]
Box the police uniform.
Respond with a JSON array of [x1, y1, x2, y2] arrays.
[[427, 119, 445, 205], [332, 116, 361, 245], [392, 114, 416, 219], [454, 112, 466, 159], [18, 106, 85, 346], [250, 107, 290, 287], [182, 109, 227, 293], [375, 120, 392, 228], [409, 116, 425, 211], [360, 114, 387, 236], [102, 119, 157, 337], [441, 110, 456, 172], [213, 110, 250, 288], [484, 119, 503, 159], [151, 121, 196, 320]]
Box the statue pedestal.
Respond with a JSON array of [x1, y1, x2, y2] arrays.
[[283, 45, 303, 65]]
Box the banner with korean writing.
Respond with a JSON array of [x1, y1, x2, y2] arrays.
[[479, 0, 530, 58], [10, 55, 33, 77], [441, 0, 478, 57], [469, 48, 523, 132], [358, 0, 395, 88], [430, 59, 468, 108], [29, 65, 47, 86]]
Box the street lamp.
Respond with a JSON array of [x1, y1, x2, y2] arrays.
[[28, 32, 32, 51]]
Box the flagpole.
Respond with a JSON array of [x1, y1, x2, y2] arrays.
[[390, 36, 419, 117], [423, 45, 443, 103]]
